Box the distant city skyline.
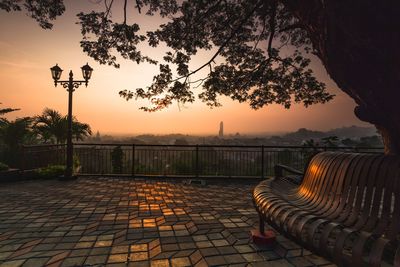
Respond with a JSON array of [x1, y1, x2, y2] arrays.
[[0, 1, 371, 135]]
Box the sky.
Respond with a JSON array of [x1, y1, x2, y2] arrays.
[[0, 1, 371, 136]]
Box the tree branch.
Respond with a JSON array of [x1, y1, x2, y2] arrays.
[[267, 1, 277, 57], [252, 16, 267, 53], [171, 0, 263, 83], [135, 0, 142, 14], [123, 0, 127, 24], [104, 0, 114, 19]]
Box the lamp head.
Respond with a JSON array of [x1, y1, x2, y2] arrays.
[[50, 64, 63, 85], [81, 63, 93, 82]]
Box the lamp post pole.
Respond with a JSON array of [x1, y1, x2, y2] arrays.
[[50, 63, 93, 180], [66, 71, 74, 178]]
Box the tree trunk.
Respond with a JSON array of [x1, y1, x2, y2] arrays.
[[284, 0, 400, 154]]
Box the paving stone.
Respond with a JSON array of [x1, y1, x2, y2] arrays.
[[89, 247, 111, 255], [178, 243, 196, 250], [305, 254, 331, 265], [68, 249, 90, 257], [204, 255, 227, 265], [252, 259, 295, 267], [234, 245, 254, 253], [288, 256, 314, 267], [128, 260, 150, 267], [195, 241, 213, 248], [21, 257, 49, 267], [212, 239, 230, 247], [107, 253, 128, 263], [173, 250, 195, 258], [0, 259, 26, 267], [84, 255, 108, 265], [224, 254, 247, 264], [242, 253, 264, 262], [170, 257, 191, 267], [150, 259, 170, 267], [130, 252, 149, 261], [59, 256, 85, 267]]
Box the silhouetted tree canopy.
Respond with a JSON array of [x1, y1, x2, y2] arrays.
[[2, 1, 399, 154]]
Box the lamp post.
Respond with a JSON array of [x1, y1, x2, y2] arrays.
[[50, 63, 93, 180]]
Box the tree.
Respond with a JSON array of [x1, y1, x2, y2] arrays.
[[0, 117, 35, 148], [34, 108, 92, 144], [111, 145, 123, 173], [34, 108, 65, 143], [2, 1, 399, 154], [321, 136, 339, 147], [174, 138, 189, 145], [71, 120, 92, 142], [0, 117, 35, 166]]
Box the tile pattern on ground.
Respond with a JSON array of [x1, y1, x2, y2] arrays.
[[0, 177, 334, 266]]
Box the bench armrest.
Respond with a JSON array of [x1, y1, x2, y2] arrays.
[[274, 164, 303, 178]]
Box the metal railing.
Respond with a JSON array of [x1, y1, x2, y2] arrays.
[[18, 143, 383, 178], [18, 144, 66, 170]]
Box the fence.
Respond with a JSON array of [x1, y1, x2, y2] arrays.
[[19, 143, 383, 178]]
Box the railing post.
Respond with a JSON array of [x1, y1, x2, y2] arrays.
[[261, 145, 265, 179], [195, 145, 199, 178], [131, 144, 135, 177]]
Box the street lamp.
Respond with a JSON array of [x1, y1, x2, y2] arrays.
[[50, 63, 93, 180]]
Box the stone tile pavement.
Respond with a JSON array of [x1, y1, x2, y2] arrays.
[[0, 177, 335, 267]]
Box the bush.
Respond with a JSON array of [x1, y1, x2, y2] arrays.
[[111, 146, 123, 174], [0, 162, 9, 171], [73, 154, 81, 173], [35, 165, 65, 179]]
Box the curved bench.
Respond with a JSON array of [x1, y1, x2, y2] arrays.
[[253, 152, 400, 267]]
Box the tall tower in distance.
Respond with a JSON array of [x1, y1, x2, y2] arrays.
[[219, 121, 224, 138]]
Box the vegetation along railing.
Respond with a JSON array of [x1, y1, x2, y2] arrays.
[[19, 144, 383, 178]]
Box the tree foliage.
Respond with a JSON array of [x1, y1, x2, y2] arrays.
[[0, 0, 65, 29], [1, 0, 333, 112]]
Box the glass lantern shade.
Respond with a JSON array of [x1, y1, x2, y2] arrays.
[[81, 63, 93, 81], [50, 64, 63, 81]]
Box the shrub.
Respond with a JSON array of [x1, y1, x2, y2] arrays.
[[35, 165, 65, 179], [73, 154, 81, 173], [111, 146, 123, 174], [0, 162, 9, 171]]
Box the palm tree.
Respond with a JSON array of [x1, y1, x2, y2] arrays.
[[71, 120, 92, 142], [34, 108, 65, 143], [34, 108, 92, 144]]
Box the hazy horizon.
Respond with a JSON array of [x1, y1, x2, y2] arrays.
[[94, 124, 376, 138]]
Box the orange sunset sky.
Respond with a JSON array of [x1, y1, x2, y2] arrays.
[[0, 1, 371, 136]]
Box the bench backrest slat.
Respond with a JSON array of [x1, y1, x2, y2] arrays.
[[299, 152, 400, 233]]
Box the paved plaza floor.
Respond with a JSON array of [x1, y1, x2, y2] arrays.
[[0, 177, 334, 267]]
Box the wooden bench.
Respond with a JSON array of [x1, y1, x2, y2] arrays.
[[253, 152, 400, 266]]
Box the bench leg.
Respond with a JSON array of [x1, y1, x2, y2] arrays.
[[259, 213, 265, 235], [251, 213, 276, 246]]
